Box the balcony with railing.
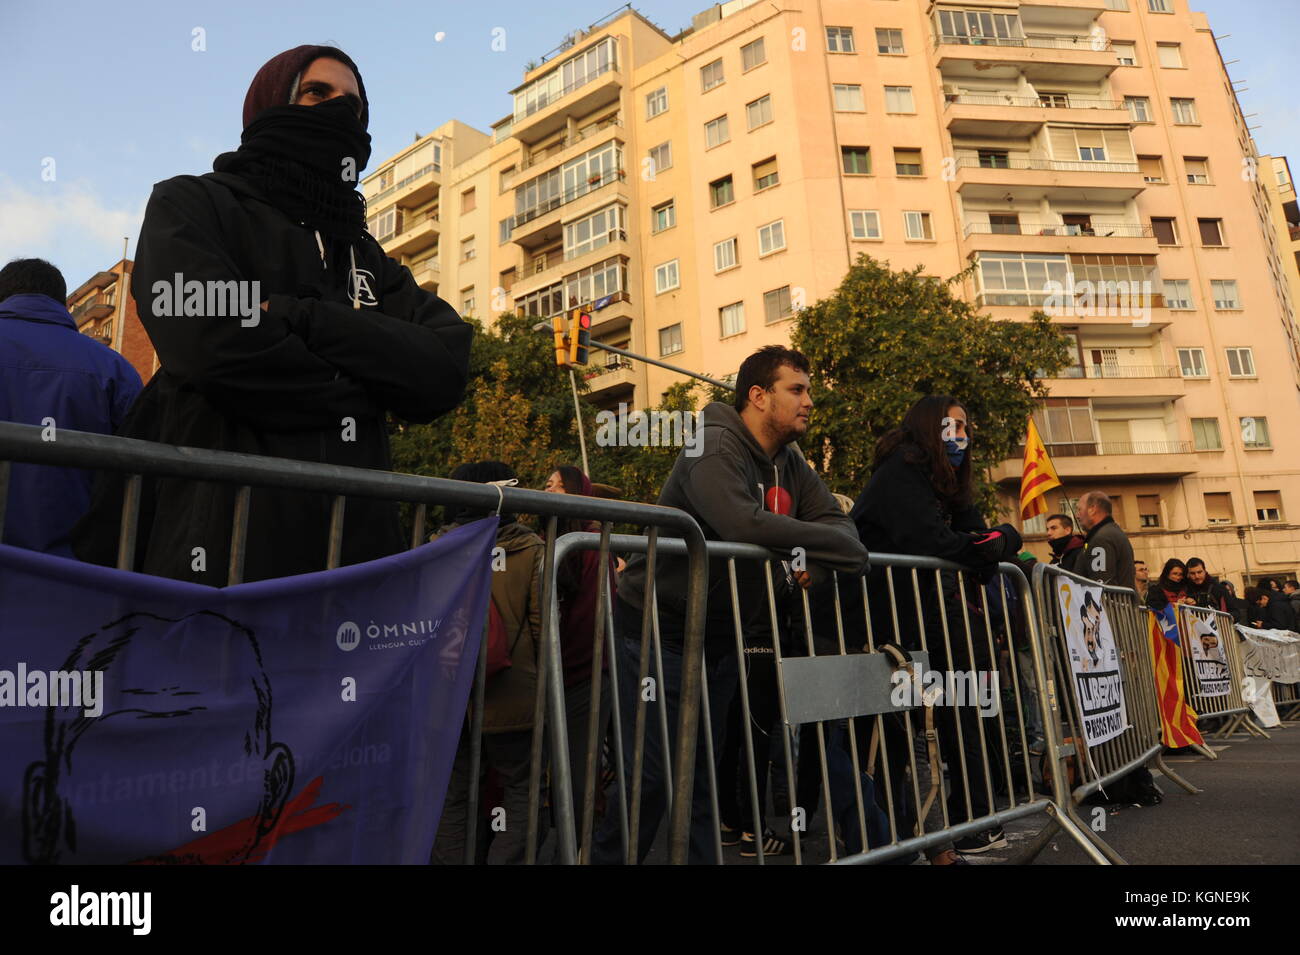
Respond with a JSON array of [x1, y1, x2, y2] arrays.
[[505, 166, 626, 246], [522, 117, 623, 171], [381, 208, 440, 256], [963, 219, 1155, 254], [934, 31, 1119, 80], [995, 435, 1197, 482], [1047, 363, 1185, 399], [954, 156, 1144, 201], [511, 36, 621, 144], [409, 255, 440, 290], [583, 355, 636, 401], [943, 91, 1128, 135], [70, 294, 115, 325]]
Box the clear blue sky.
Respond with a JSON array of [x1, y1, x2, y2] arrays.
[[1, 0, 1295, 289]]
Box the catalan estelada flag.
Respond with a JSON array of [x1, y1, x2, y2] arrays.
[[1148, 605, 1204, 748], [1020, 417, 1062, 520]]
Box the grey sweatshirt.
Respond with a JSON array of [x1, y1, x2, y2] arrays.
[[618, 402, 868, 647]]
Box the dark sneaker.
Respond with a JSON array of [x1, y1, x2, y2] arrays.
[[740, 829, 792, 857], [720, 824, 742, 847], [953, 828, 1008, 854]]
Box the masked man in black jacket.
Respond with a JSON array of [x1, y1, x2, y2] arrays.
[[74, 47, 471, 583]]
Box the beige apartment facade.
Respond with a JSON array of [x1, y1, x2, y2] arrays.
[[365, 0, 1300, 586]]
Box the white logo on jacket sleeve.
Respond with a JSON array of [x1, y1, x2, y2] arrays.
[[348, 269, 380, 307]]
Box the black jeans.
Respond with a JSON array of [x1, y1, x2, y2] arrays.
[[590, 598, 738, 864], [718, 647, 782, 832]]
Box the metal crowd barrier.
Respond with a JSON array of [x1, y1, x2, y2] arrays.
[[1272, 680, 1300, 721], [1030, 562, 1199, 865], [538, 533, 1113, 865], [0, 421, 712, 865], [1175, 604, 1270, 743]]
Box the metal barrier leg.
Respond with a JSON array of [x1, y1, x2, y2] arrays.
[[1152, 754, 1201, 794], [1046, 803, 1116, 865], [1192, 742, 1219, 761]]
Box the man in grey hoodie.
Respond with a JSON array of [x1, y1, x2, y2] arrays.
[[592, 345, 868, 864]]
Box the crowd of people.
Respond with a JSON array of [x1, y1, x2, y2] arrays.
[[0, 43, 1253, 867], [1044, 513, 1299, 632]]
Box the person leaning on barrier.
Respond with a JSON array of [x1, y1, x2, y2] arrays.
[[0, 258, 142, 557], [430, 462, 545, 865], [590, 345, 868, 865], [1185, 558, 1232, 614], [1044, 512, 1085, 573], [849, 394, 1022, 859], [70, 46, 471, 584], [1074, 491, 1135, 590], [1146, 558, 1194, 612], [1133, 559, 1150, 603]]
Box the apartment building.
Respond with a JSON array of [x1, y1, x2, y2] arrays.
[[68, 258, 156, 382], [364, 0, 1300, 584]]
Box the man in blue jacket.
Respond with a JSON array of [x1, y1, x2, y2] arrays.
[[0, 258, 142, 556]]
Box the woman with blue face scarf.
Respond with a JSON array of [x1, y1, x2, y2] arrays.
[[846, 394, 1023, 861]]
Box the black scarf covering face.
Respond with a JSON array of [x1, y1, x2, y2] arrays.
[[213, 97, 372, 240]]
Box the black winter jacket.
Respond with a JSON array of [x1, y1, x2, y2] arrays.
[[72, 171, 472, 584]]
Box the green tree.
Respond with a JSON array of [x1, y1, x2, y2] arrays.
[[791, 253, 1072, 518]]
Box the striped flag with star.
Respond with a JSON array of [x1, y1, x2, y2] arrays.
[[1020, 417, 1062, 520], [1148, 605, 1204, 747]]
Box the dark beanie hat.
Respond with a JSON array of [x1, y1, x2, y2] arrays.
[[242, 45, 369, 129]]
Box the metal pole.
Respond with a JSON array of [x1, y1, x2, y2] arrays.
[[534, 321, 735, 392], [569, 368, 590, 475], [1237, 526, 1252, 586]]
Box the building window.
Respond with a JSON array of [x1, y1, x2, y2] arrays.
[[714, 237, 739, 272], [651, 199, 676, 233], [461, 287, 475, 314], [719, 301, 745, 337], [1240, 416, 1271, 449], [646, 86, 668, 118], [1139, 155, 1166, 183], [461, 236, 476, 261], [1184, 156, 1210, 184], [648, 141, 672, 174], [1198, 218, 1225, 246], [884, 86, 915, 113], [709, 174, 735, 208], [659, 323, 683, 356], [1152, 217, 1179, 245], [1113, 42, 1137, 66], [1105, 0, 1129, 9], [841, 146, 871, 175], [1148, 0, 1172, 11], [1177, 347, 1207, 378], [654, 260, 680, 293], [895, 148, 922, 176], [741, 37, 767, 71], [876, 28, 904, 55], [1226, 347, 1256, 378], [705, 114, 730, 148], [1192, 419, 1223, 452], [764, 285, 793, 323], [752, 156, 779, 191], [849, 210, 881, 239], [1163, 279, 1193, 309], [1204, 492, 1234, 524], [826, 26, 856, 53], [564, 203, 626, 260], [1075, 130, 1107, 162], [499, 165, 516, 193], [1253, 490, 1283, 523], [368, 206, 397, 241], [989, 213, 1020, 234], [1212, 279, 1241, 309], [1137, 494, 1161, 528], [701, 58, 724, 92], [1125, 96, 1152, 122], [746, 94, 773, 129], [832, 84, 865, 111], [1156, 42, 1184, 68], [904, 211, 934, 241], [1171, 97, 1199, 124], [979, 150, 1010, 169], [758, 219, 786, 255], [461, 188, 476, 213]]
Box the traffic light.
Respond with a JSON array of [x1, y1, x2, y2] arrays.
[[552, 313, 568, 367], [569, 309, 591, 367]]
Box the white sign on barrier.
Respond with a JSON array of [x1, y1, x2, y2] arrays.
[[1055, 579, 1128, 747], [1187, 615, 1231, 698]]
